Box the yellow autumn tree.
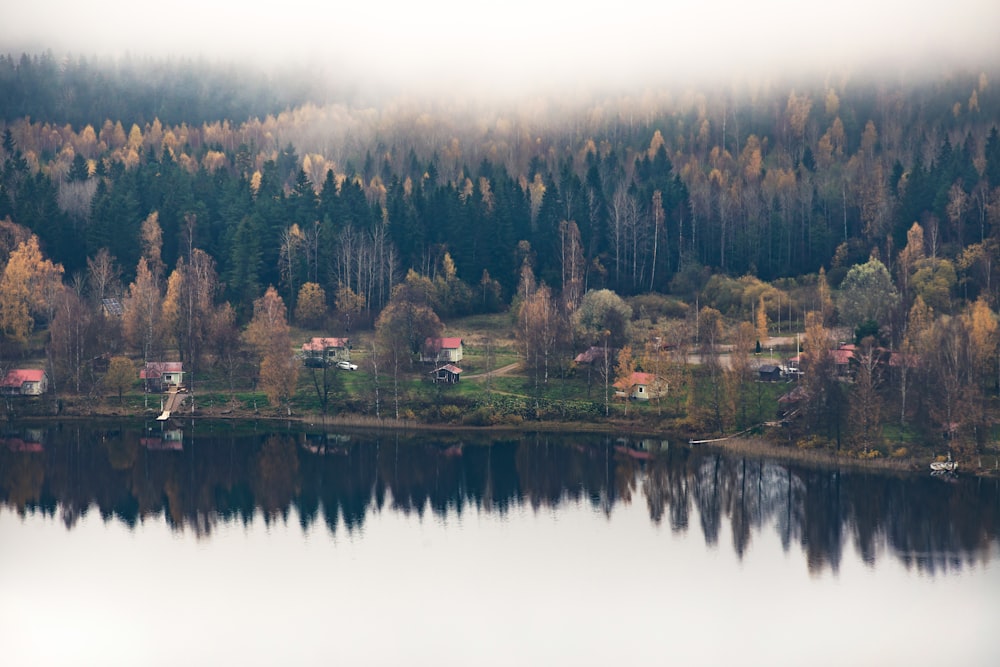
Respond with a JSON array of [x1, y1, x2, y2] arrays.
[[122, 257, 163, 362], [335, 285, 366, 333], [126, 124, 142, 151], [964, 298, 998, 442], [786, 91, 812, 139], [245, 286, 289, 355], [614, 345, 635, 416], [755, 295, 769, 344], [140, 212, 165, 279], [295, 282, 327, 327], [245, 286, 298, 413], [0, 236, 64, 342]]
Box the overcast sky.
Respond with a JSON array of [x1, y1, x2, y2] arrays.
[[4, 1, 1000, 95]]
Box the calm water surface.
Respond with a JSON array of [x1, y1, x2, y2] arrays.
[[1, 421, 997, 666]]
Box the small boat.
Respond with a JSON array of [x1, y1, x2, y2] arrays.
[[930, 454, 958, 473]]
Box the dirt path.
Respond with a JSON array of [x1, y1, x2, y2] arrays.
[[465, 362, 521, 380]]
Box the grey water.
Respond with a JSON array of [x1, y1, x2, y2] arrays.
[[1, 421, 997, 666]]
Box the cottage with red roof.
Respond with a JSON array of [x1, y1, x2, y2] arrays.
[[0, 369, 49, 396], [140, 362, 184, 393], [301, 337, 350, 367], [613, 371, 666, 401], [421, 337, 463, 364]]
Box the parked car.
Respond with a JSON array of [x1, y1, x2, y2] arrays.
[[336, 361, 358, 371]]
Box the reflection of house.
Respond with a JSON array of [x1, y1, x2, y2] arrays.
[[613, 372, 666, 401], [0, 369, 49, 396], [140, 429, 183, 450], [2, 428, 45, 451], [302, 337, 350, 366], [422, 337, 463, 363], [140, 362, 184, 392], [430, 364, 463, 384]]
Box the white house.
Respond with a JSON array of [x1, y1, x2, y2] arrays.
[[302, 337, 350, 366], [421, 337, 463, 363], [141, 362, 184, 392], [613, 371, 666, 401], [0, 369, 49, 396]]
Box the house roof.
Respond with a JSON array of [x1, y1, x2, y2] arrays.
[[302, 337, 349, 352], [431, 364, 463, 375], [140, 362, 183, 379], [101, 297, 123, 316], [614, 371, 657, 390], [1, 369, 46, 387], [574, 346, 620, 364], [830, 349, 854, 365], [425, 337, 462, 350]]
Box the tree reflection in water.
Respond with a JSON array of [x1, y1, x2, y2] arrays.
[[1, 421, 997, 574]]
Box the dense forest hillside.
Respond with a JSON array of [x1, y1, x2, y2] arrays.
[[1, 53, 998, 457], [2, 57, 998, 302]]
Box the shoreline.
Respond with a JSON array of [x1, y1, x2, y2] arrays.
[[9, 401, 960, 476]]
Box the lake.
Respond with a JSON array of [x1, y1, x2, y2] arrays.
[[1, 421, 997, 666]]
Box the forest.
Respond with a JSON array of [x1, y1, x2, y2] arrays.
[[1, 53, 999, 459]]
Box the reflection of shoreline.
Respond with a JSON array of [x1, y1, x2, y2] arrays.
[[696, 436, 924, 474], [2, 423, 996, 576], [6, 415, 943, 476]]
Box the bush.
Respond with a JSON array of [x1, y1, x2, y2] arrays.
[[796, 435, 830, 450], [463, 406, 499, 426], [629, 293, 689, 322], [439, 405, 462, 422]]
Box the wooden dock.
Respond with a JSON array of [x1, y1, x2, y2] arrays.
[[156, 388, 186, 421]]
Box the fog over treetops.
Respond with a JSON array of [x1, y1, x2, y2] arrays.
[[4, 0, 1000, 102]]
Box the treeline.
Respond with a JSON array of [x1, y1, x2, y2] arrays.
[[0, 52, 334, 129]]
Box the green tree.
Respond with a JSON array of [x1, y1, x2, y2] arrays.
[[838, 257, 898, 329], [225, 215, 264, 312], [572, 289, 632, 348], [910, 257, 956, 313], [104, 356, 135, 406]]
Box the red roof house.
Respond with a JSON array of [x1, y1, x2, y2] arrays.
[[140, 362, 184, 392], [302, 337, 350, 365], [0, 369, 48, 396], [421, 337, 463, 363], [613, 371, 666, 401]]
